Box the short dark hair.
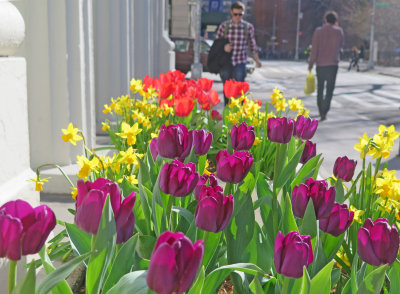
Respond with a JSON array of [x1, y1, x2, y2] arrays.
[[324, 11, 338, 24], [231, 1, 245, 11]]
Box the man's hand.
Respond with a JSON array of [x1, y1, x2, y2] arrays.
[[255, 60, 262, 68], [308, 65, 313, 72], [224, 43, 232, 53]]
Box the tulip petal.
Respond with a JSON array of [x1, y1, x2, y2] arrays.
[[0, 213, 23, 260], [75, 190, 105, 235], [358, 227, 381, 266], [195, 197, 218, 232]]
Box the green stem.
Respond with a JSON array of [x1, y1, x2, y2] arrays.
[[224, 182, 232, 195], [8, 260, 17, 294], [281, 276, 291, 294], [37, 164, 75, 187], [166, 195, 174, 230], [272, 143, 281, 237]]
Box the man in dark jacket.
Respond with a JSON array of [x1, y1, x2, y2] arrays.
[[308, 11, 344, 121], [215, 1, 261, 105]]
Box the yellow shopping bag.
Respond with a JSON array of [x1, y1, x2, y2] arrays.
[[304, 71, 316, 95]]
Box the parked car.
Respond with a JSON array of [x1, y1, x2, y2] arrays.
[[170, 36, 255, 75]]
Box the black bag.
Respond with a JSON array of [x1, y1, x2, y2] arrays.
[[207, 38, 232, 74]]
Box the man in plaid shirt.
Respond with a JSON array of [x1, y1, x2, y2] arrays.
[[216, 1, 262, 105]]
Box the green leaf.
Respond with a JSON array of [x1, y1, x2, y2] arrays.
[[310, 260, 334, 294], [38, 247, 73, 294], [335, 179, 345, 204], [276, 142, 304, 189], [202, 231, 222, 270], [300, 267, 311, 294], [389, 261, 400, 294], [291, 155, 322, 190], [240, 172, 256, 194], [188, 266, 205, 294], [86, 196, 117, 294], [300, 200, 317, 239], [14, 262, 35, 294], [36, 252, 91, 294], [137, 235, 156, 259], [283, 192, 298, 234], [203, 263, 268, 294], [138, 157, 151, 189], [198, 154, 207, 174], [65, 222, 91, 258], [151, 176, 167, 236], [356, 265, 388, 294], [102, 234, 139, 293], [323, 233, 344, 261], [106, 271, 149, 294], [136, 184, 152, 235], [171, 206, 194, 224], [249, 276, 264, 294]]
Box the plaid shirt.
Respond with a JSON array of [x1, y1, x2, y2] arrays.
[[216, 19, 257, 66]]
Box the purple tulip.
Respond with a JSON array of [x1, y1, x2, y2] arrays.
[[75, 178, 136, 244], [216, 150, 254, 184], [193, 129, 213, 155], [292, 178, 335, 219], [358, 218, 399, 266], [300, 140, 317, 164], [274, 231, 313, 279], [293, 115, 318, 140], [146, 231, 204, 294], [150, 137, 159, 161], [157, 124, 193, 161], [193, 174, 220, 201], [319, 203, 354, 236], [231, 122, 255, 151], [333, 156, 357, 182], [195, 187, 233, 232], [0, 200, 56, 260], [267, 117, 294, 144], [159, 160, 200, 197]]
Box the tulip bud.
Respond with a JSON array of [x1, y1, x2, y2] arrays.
[[149, 137, 159, 161], [159, 160, 200, 197], [193, 129, 213, 155], [358, 218, 399, 266], [267, 117, 294, 144], [211, 110, 222, 121], [193, 173, 220, 201], [319, 203, 354, 236], [333, 156, 357, 182], [146, 231, 204, 294], [293, 115, 318, 140], [75, 178, 136, 243], [292, 178, 335, 219], [231, 122, 256, 151], [300, 140, 317, 164], [274, 231, 313, 278], [216, 150, 253, 184], [0, 200, 56, 260], [157, 124, 193, 161], [195, 187, 233, 232]]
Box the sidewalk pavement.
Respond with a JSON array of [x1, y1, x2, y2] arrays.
[[340, 60, 400, 78]]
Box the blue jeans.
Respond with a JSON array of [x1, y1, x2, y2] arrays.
[[220, 63, 247, 105]]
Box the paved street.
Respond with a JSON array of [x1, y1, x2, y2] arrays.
[[205, 60, 400, 178]]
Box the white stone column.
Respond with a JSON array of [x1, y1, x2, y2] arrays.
[[0, 0, 39, 287], [13, 0, 96, 194]]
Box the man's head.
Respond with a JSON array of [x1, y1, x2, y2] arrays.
[[324, 11, 338, 25], [230, 1, 245, 24]]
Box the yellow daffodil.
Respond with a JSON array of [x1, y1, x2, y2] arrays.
[[203, 160, 211, 175], [354, 133, 372, 159], [270, 87, 283, 101], [103, 104, 113, 114], [71, 186, 78, 199], [29, 176, 51, 192], [130, 78, 143, 93], [336, 250, 351, 268], [229, 97, 240, 109], [297, 108, 310, 118], [378, 124, 400, 144], [266, 111, 276, 119], [116, 122, 142, 145], [118, 147, 141, 166], [253, 137, 261, 146], [77, 156, 99, 179], [274, 98, 287, 111], [118, 175, 139, 186], [288, 97, 304, 111], [226, 113, 239, 124], [349, 205, 364, 224], [61, 123, 83, 146], [375, 169, 400, 201], [102, 122, 110, 131]]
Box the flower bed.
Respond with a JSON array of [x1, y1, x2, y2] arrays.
[[2, 70, 400, 294]]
